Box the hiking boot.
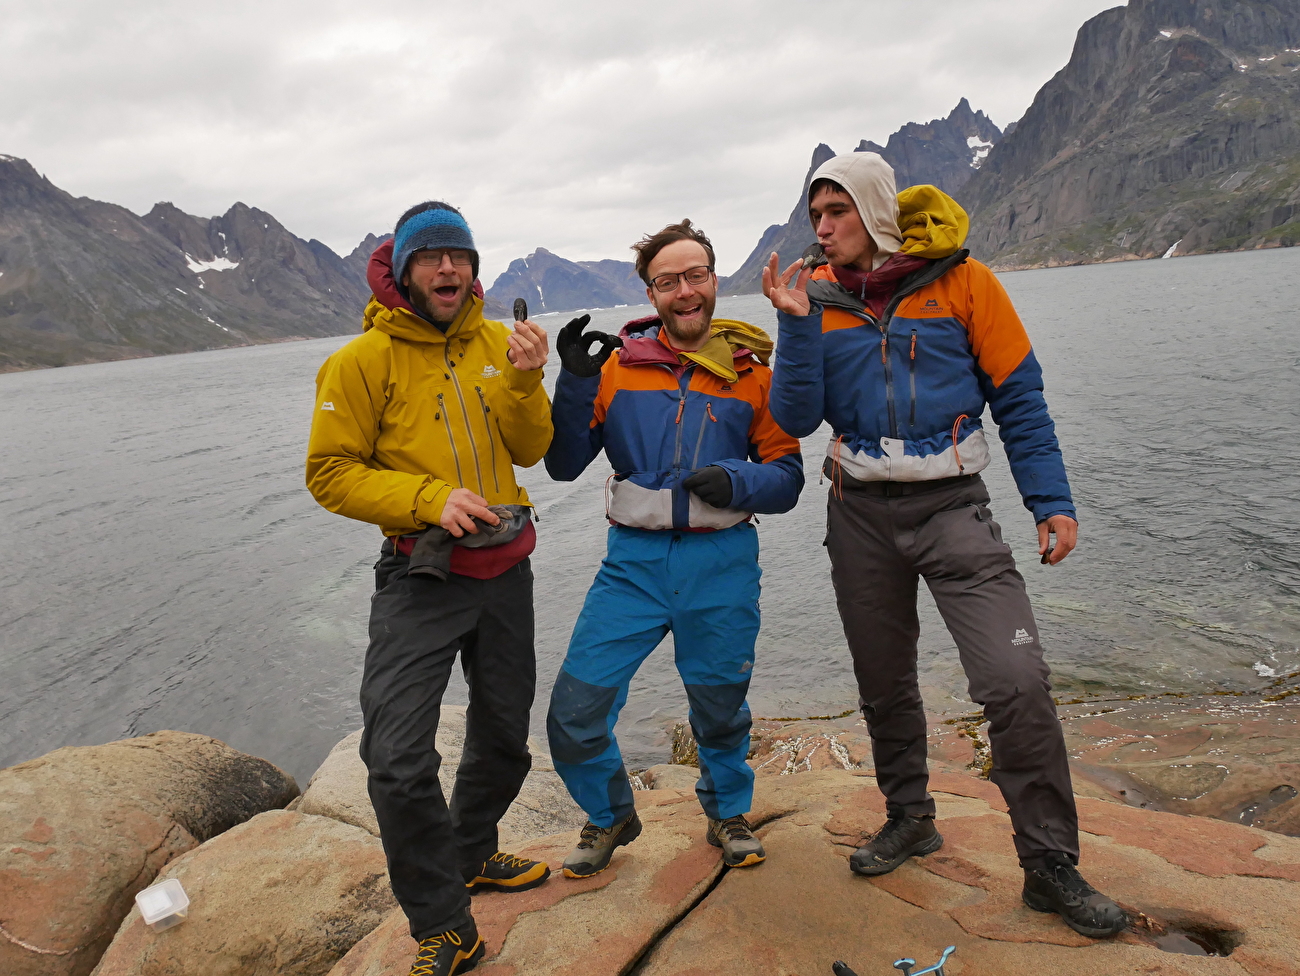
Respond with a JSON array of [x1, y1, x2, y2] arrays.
[[464, 851, 550, 894], [849, 815, 943, 876], [1022, 852, 1128, 938], [706, 814, 766, 867], [408, 918, 484, 976], [562, 812, 642, 878]]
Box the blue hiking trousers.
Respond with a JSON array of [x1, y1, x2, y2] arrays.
[[547, 522, 762, 827]]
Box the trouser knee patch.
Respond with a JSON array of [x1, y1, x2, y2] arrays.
[[547, 670, 620, 765]]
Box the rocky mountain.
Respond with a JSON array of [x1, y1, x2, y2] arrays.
[[0, 156, 388, 371], [857, 97, 1004, 196], [961, 0, 1300, 268], [720, 101, 1003, 294], [485, 247, 647, 315], [718, 144, 836, 296]]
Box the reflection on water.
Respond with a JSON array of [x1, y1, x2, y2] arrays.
[[1, 247, 1298, 784]]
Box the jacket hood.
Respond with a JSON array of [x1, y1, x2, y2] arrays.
[[362, 293, 484, 344], [808, 152, 903, 271], [366, 237, 487, 320], [897, 184, 969, 258]]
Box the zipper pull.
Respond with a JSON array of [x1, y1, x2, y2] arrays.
[[676, 395, 686, 424], [880, 333, 888, 365], [706, 403, 717, 423], [910, 330, 917, 360]]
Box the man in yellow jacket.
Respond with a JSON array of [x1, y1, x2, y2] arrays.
[[307, 201, 552, 976]]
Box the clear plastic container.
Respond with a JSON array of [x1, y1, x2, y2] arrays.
[[135, 878, 190, 931]]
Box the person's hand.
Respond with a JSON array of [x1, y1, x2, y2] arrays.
[[682, 466, 733, 508], [505, 319, 549, 370], [761, 251, 812, 316], [440, 487, 500, 538], [1037, 515, 1078, 566], [556, 314, 622, 378]]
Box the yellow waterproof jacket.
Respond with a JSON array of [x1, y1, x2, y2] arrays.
[[306, 296, 552, 536]]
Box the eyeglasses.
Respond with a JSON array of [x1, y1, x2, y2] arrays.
[[412, 248, 473, 268], [649, 265, 714, 294]]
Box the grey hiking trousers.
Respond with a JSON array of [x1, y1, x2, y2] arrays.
[[826, 471, 1079, 867]]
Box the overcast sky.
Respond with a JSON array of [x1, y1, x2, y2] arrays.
[[2, 1, 1121, 282]]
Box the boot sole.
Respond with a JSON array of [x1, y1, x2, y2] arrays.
[[562, 817, 643, 878], [451, 938, 486, 974], [465, 864, 551, 894], [1021, 889, 1128, 938], [849, 831, 944, 877]]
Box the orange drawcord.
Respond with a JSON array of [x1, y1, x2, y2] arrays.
[[675, 398, 685, 424], [951, 414, 969, 474], [706, 403, 717, 423], [910, 333, 917, 360], [880, 334, 888, 364]]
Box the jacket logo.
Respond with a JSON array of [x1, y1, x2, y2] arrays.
[[1012, 628, 1034, 646], [923, 299, 942, 310], [719, 384, 733, 393], [482, 364, 501, 378], [320, 401, 335, 411]]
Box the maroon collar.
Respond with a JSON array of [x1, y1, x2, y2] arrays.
[[832, 252, 930, 318]]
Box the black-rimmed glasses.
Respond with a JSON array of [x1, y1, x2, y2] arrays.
[[649, 265, 714, 294]]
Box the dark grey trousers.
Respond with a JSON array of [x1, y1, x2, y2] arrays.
[[359, 547, 535, 939], [826, 472, 1079, 867]]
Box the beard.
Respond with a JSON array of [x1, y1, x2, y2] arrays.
[[655, 288, 716, 346], [407, 276, 469, 325]]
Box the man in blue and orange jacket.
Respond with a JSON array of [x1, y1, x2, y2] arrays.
[[763, 152, 1126, 939], [545, 219, 803, 878]]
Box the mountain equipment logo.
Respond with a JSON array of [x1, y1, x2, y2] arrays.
[[1012, 628, 1034, 646], [320, 401, 335, 411], [482, 364, 501, 378]]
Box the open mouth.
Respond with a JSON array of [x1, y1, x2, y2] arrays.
[[433, 285, 460, 302], [673, 302, 704, 320]]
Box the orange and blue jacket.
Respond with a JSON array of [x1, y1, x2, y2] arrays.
[[546, 319, 804, 530], [771, 252, 1075, 523]]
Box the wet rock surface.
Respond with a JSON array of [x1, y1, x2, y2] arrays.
[[0, 731, 297, 976], [90, 811, 394, 976]]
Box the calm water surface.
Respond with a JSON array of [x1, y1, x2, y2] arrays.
[[2, 248, 1298, 785]]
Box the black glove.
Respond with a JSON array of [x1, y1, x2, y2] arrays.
[[682, 465, 733, 508], [556, 314, 622, 378]]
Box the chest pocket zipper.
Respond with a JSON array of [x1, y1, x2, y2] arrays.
[[475, 386, 501, 493], [435, 392, 466, 488], [909, 330, 917, 427], [691, 401, 718, 468]]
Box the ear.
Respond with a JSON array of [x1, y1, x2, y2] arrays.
[[645, 286, 653, 304], [402, 270, 410, 288]]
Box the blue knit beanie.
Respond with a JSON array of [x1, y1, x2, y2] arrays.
[[392, 206, 479, 296]]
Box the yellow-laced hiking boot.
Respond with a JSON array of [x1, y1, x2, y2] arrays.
[[464, 851, 550, 894], [408, 920, 484, 976]]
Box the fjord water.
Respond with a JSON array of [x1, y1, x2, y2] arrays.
[[2, 248, 1298, 785]]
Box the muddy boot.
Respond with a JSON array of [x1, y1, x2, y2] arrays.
[[1022, 852, 1128, 938], [706, 814, 766, 867], [849, 815, 943, 876], [562, 812, 642, 878]]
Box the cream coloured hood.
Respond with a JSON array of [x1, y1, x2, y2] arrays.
[[807, 152, 902, 270]]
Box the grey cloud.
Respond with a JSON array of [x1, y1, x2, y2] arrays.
[[1, 0, 1121, 280]]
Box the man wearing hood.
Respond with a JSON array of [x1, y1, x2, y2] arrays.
[[544, 219, 803, 878], [307, 202, 553, 976], [763, 154, 1127, 939]]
